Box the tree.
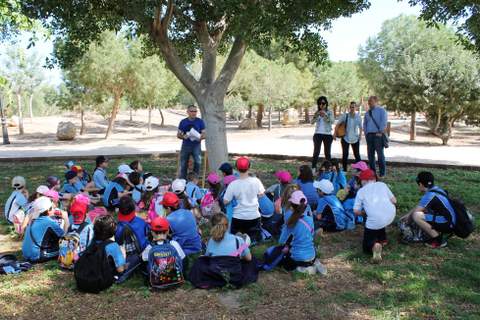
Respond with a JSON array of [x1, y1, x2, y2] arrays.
[[408, 0, 480, 53], [359, 15, 480, 144], [313, 61, 368, 117], [22, 1, 370, 171], [0, 75, 11, 144], [73, 31, 136, 138], [1, 0, 33, 39]]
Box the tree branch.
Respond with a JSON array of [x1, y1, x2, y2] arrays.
[[215, 37, 246, 93], [196, 21, 217, 85]]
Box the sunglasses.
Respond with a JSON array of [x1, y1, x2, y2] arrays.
[[319, 102, 326, 105], [188, 110, 198, 113]]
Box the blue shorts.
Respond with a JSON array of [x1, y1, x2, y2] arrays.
[[424, 212, 452, 233]]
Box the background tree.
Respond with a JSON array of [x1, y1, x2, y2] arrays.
[[1, 0, 33, 39], [22, 0, 370, 171]]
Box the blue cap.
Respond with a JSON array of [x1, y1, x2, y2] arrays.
[[218, 162, 233, 175]]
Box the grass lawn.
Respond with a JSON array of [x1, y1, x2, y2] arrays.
[[0, 156, 479, 319]]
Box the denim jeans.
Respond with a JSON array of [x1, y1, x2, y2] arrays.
[[366, 133, 386, 176], [180, 143, 202, 179]]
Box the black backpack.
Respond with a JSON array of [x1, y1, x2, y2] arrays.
[[431, 190, 474, 239], [74, 240, 115, 293], [118, 223, 142, 256]]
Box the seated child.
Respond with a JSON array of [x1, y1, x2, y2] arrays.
[[172, 178, 195, 210], [129, 172, 144, 205], [266, 170, 292, 202], [200, 173, 223, 218], [186, 172, 204, 206], [346, 161, 368, 197], [314, 179, 353, 232], [5, 176, 29, 224], [144, 176, 164, 221], [162, 192, 202, 256], [46, 176, 61, 191], [354, 169, 396, 263], [279, 190, 323, 274], [294, 165, 319, 211], [129, 160, 143, 174], [318, 160, 347, 194], [69, 194, 95, 252], [223, 157, 266, 243], [102, 175, 131, 212], [92, 155, 110, 190], [142, 216, 186, 262], [63, 170, 84, 194], [22, 197, 70, 262]]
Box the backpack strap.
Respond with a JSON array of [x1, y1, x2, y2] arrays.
[[368, 110, 382, 132], [5, 193, 18, 220], [29, 219, 45, 250], [229, 237, 249, 257], [298, 217, 314, 234]]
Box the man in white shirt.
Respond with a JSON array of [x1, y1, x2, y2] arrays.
[[354, 169, 396, 263], [223, 157, 265, 242]]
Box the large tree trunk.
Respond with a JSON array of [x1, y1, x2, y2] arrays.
[[129, 108, 133, 121], [147, 106, 152, 134], [256, 103, 264, 128], [105, 93, 121, 139], [0, 98, 11, 144], [159, 108, 165, 127], [304, 107, 310, 123], [248, 105, 253, 119], [16, 93, 24, 135], [198, 94, 228, 172], [268, 105, 272, 131], [278, 110, 281, 122], [28, 94, 34, 121], [80, 109, 85, 135], [409, 111, 416, 141]]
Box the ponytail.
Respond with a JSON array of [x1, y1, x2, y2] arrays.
[[286, 200, 307, 228], [210, 213, 228, 242]]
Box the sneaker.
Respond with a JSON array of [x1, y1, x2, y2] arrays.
[[372, 242, 382, 263], [296, 265, 316, 275], [314, 260, 327, 276], [425, 236, 447, 249]]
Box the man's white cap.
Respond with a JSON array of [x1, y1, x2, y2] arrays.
[[33, 196, 53, 216], [118, 164, 134, 174], [144, 176, 160, 191], [313, 179, 334, 195], [171, 179, 186, 194], [36, 185, 50, 195]]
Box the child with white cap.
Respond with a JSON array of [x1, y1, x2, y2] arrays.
[[314, 179, 352, 232], [4, 176, 29, 224], [22, 196, 70, 262], [171, 178, 195, 210]]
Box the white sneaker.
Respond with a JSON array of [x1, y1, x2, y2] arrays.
[[314, 260, 327, 276], [296, 266, 316, 275], [372, 242, 382, 263]]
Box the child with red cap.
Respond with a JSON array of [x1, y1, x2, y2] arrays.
[[142, 216, 185, 262], [162, 192, 202, 256], [223, 157, 266, 243], [354, 169, 396, 263], [69, 194, 94, 252]]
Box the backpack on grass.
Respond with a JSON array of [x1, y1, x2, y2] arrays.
[[431, 190, 474, 239], [58, 222, 88, 270], [147, 241, 184, 289], [118, 223, 142, 256], [74, 240, 114, 293]]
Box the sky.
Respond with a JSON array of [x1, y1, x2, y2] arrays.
[[2, 0, 422, 86]]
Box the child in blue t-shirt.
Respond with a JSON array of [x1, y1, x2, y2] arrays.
[[318, 160, 347, 195], [163, 192, 202, 256], [92, 214, 126, 274], [314, 179, 352, 232], [206, 213, 252, 260], [93, 155, 110, 190], [128, 172, 144, 205], [294, 165, 319, 210], [69, 195, 94, 252], [5, 176, 29, 224], [22, 197, 70, 262], [186, 172, 204, 206]]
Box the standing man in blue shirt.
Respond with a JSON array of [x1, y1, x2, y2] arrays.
[[177, 105, 206, 179], [334, 101, 363, 171], [363, 96, 388, 177]]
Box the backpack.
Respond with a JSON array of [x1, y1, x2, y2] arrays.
[[58, 222, 89, 270], [0, 254, 32, 275], [259, 234, 293, 271], [147, 193, 166, 222], [431, 190, 475, 239], [74, 240, 115, 293], [200, 192, 221, 218], [118, 223, 142, 256], [12, 209, 26, 235], [148, 241, 184, 289], [398, 215, 429, 244]]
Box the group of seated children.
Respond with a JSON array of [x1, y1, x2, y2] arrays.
[[4, 154, 463, 292]]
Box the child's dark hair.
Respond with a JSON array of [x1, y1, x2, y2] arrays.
[[128, 172, 141, 186], [129, 160, 141, 171], [208, 181, 222, 200], [298, 165, 314, 183], [177, 192, 193, 210], [28, 192, 40, 203], [287, 199, 307, 228], [416, 171, 434, 188], [112, 176, 128, 189], [118, 195, 135, 215], [187, 171, 198, 182], [94, 215, 117, 241], [321, 160, 332, 171], [210, 213, 228, 242]]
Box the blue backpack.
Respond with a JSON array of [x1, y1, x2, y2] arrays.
[[147, 241, 184, 289]]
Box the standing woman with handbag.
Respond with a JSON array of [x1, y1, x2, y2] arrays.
[[311, 96, 335, 172], [334, 101, 363, 171], [363, 96, 388, 177]]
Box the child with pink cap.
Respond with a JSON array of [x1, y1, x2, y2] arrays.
[[200, 172, 223, 218], [266, 170, 292, 202]]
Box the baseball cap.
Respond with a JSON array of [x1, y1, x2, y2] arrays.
[[70, 197, 88, 224], [171, 179, 187, 194], [351, 161, 369, 172], [33, 196, 53, 215], [223, 175, 236, 186], [359, 169, 376, 181], [65, 170, 77, 181], [289, 190, 308, 205], [275, 170, 292, 184], [313, 179, 334, 194], [236, 157, 250, 171], [144, 176, 159, 191], [44, 189, 60, 202], [71, 165, 83, 173], [150, 216, 170, 232], [64, 160, 75, 169], [46, 176, 60, 189], [207, 172, 221, 184], [36, 185, 50, 195], [161, 192, 180, 208], [12, 176, 26, 190], [218, 162, 233, 175], [118, 164, 134, 174]]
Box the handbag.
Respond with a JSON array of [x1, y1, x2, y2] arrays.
[[334, 114, 347, 138], [368, 110, 389, 148]]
